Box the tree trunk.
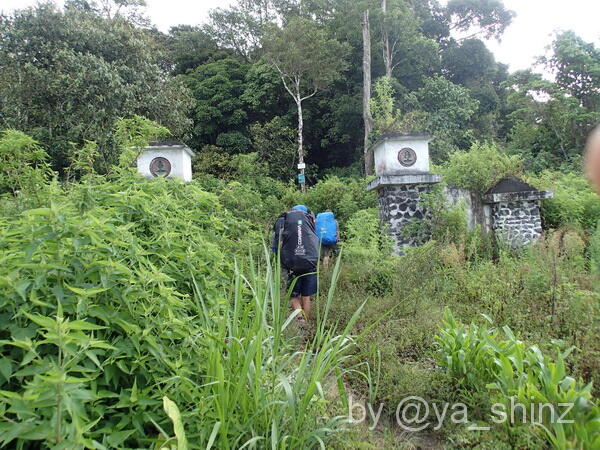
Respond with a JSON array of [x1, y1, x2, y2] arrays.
[[296, 95, 306, 192], [382, 0, 392, 78], [362, 10, 374, 176]]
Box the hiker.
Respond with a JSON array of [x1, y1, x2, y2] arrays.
[[272, 204, 319, 323], [315, 210, 339, 268]]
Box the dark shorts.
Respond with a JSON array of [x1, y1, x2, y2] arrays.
[[287, 270, 318, 297]]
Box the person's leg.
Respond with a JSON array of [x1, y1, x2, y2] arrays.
[[322, 246, 330, 268], [288, 271, 305, 321], [301, 295, 311, 319], [291, 295, 302, 312], [300, 272, 318, 320]]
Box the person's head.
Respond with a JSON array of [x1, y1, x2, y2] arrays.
[[292, 204, 308, 213], [586, 125, 600, 193]]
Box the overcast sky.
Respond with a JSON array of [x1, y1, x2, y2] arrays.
[[2, 0, 599, 73]]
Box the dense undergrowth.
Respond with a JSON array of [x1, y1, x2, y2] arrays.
[[437, 311, 600, 448], [323, 211, 600, 448], [0, 170, 362, 448], [2, 131, 600, 448]]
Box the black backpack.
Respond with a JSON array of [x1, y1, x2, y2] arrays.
[[274, 210, 318, 272]]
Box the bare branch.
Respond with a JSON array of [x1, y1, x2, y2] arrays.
[[300, 88, 319, 102]]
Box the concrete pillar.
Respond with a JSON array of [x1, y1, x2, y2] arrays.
[[482, 191, 553, 247], [481, 175, 553, 247], [366, 133, 441, 254]]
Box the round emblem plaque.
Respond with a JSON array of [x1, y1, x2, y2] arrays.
[[149, 157, 171, 177], [398, 147, 417, 167]]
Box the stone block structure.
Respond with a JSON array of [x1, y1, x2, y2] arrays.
[[482, 175, 553, 247], [367, 134, 441, 253], [367, 134, 554, 252]]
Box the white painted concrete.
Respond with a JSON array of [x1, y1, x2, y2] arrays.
[[137, 144, 194, 182], [373, 134, 433, 176]]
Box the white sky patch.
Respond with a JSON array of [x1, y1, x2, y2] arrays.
[[2, 0, 599, 75], [485, 0, 600, 72]]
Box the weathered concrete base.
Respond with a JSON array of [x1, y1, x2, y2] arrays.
[[445, 182, 552, 248], [490, 200, 544, 247], [377, 183, 439, 253], [367, 173, 442, 191], [369, 174, 442, 254]]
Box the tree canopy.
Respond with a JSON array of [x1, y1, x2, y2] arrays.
[[0, 0, 597, 181]]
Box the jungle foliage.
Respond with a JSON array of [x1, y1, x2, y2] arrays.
[[2, 0, 599, 179], [0, 168, 368, 448], [2, 0, 600, 448]]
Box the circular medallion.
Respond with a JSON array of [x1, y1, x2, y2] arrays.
[[149, 157, 171, 177], [398, 147, 417, 167]]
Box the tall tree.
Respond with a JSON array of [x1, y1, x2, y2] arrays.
[[0, 3, 193, 173], [65, 0, 150, 26], [542, 31, 600, 111], [381, 0, 391, 78], [443, 0, 514, 41], [180, 58, 252, 153], [379, 0, 423, 79], [504, 69, 599, 171], [162, 25, 228, 75], [362, 10, 374, 175], [263, 17, 348, 191]]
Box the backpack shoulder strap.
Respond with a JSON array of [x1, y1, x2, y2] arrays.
[[273, 212, 287, 230]]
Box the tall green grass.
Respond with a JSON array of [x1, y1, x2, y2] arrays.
[[160, 249, 364, 449], [0, 173, 364, 448]]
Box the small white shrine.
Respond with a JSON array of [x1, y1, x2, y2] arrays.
[[136, 141, 194, 182], [373, 133, 434, 175], [366, 133, 441, 253]]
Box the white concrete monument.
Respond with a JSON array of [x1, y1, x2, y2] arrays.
[[366, 133, 441, 253], [137, 141, 193, 182], [374, 133, 432, 175]]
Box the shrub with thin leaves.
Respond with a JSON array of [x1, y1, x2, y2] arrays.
[[527, 170, 600, 232], [0, 130, 51, 198], [438, 142, 523, 194], [436, 310, 600, 448], [0, 171, 358, 448]]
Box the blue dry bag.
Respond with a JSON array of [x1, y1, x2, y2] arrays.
[[315, 212, 338, 246]]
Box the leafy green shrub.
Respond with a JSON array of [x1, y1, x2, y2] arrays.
[[436, 311, 499, 391], [302, 176, 377, 231], [438, 142, 523, 193], [370, 77, 403, 137], [590, 220, 600, 274], [527, 170, 600, 232], [340, 208, 397, 296], [217, 180, 276, 227], [437, 311, 600, 448], [0, 130, 51, 197], [192, 152, 295, 229], [0, 171, 363, 448], [0, 173, 234, 447], [250, 116, 297, 181], [114, 115, 170, 169], [191, 145, 237, 178], [193, 167, 376, 233]]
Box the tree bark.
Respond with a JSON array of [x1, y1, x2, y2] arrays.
[[296, 89, 306, 192], [362, 10, 374, 176], [382, 0, 392, 78]]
